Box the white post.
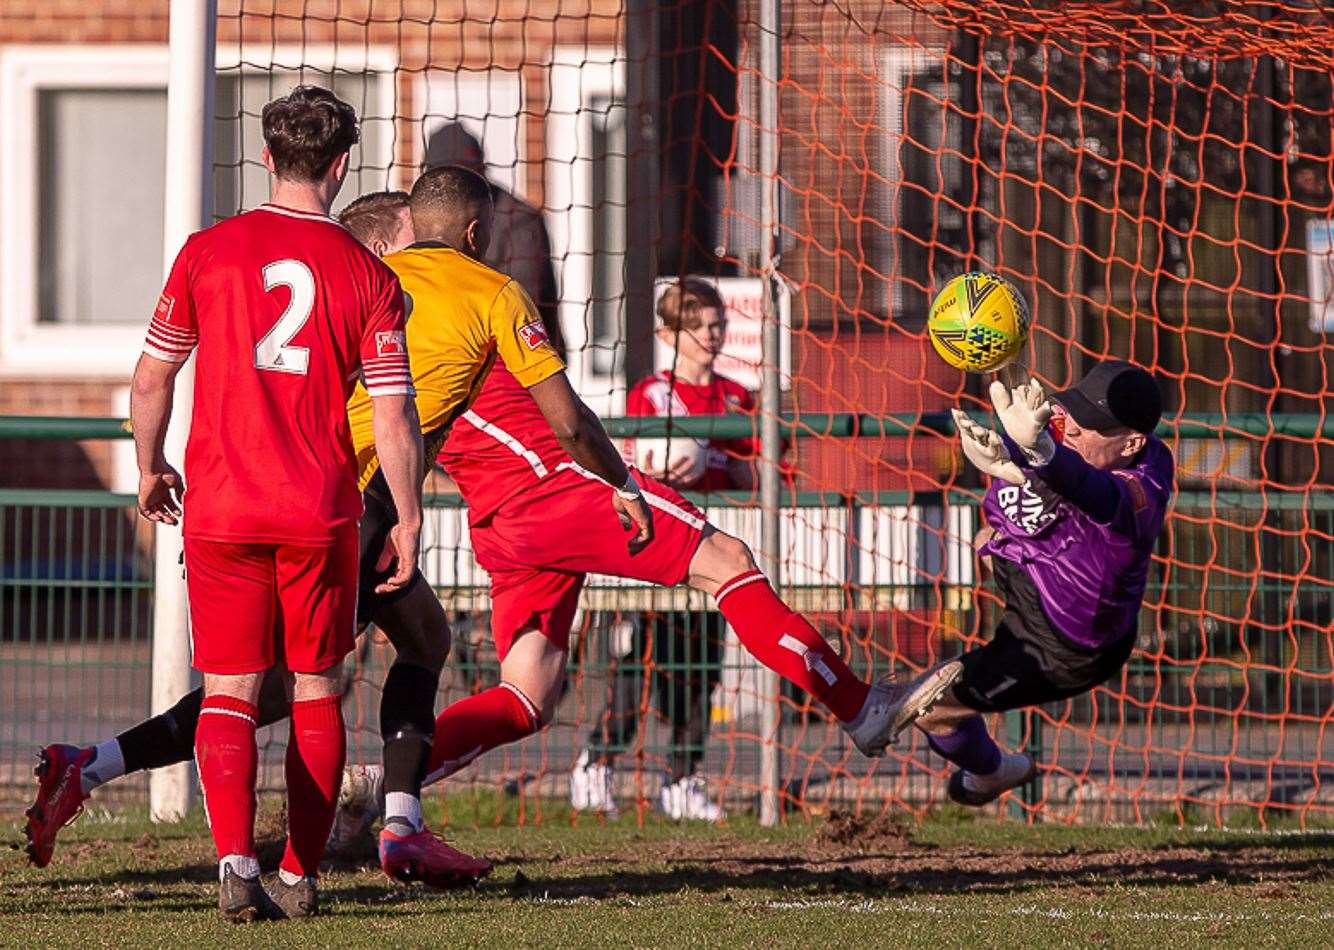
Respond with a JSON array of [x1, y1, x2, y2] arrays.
[[150, 0, 215, 823], [756, 0, 783, 828]]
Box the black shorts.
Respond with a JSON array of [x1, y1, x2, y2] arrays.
[[356, 469, 425, 626], [952, 614, 1136, 713]]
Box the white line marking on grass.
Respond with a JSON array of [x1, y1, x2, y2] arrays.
[[741, 898, 1334, 925]]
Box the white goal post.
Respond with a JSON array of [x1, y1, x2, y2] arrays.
[[149, 0, 216, 823]]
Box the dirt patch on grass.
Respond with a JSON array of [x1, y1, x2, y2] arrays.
[[812, 810, 915, 852], [515, 833, 1333, 902]]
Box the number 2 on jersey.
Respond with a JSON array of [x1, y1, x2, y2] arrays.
[[255, 259, 314, 374]]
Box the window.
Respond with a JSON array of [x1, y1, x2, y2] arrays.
[[588, 95, 628, 379], [418, 68, 527, 199], [879, 50, 984, 329], [213, 66, 394, 220], [546, 48, 627, 416], [37, 89, 169, 328], [0, 45, 395, 376]]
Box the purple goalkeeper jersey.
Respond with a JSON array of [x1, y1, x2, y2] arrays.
[[980, 434, 1175, 649]]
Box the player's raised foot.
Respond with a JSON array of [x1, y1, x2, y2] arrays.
[[265, 874, 319, 919], [219, 866, 282, 924], [947, 752, 1038, 807], [569, 750, 618, 818], [658, 775, 725, 823], [24, 743, 93, 868], [379, 825, 492, 890], [844, 661, 963, 758], [328, 763, 384, 855]]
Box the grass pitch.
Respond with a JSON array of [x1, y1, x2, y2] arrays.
[[3, 794, 1332, 948]]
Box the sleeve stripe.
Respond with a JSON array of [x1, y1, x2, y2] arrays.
[[144, 336, 195, 355], [365, 383, 416, 397], [142, 342, 191, 362], [146, 331, 197, 352], [363, 369, 413, 383], [148, 320, 197, 343], [145, 339, 195, 355]]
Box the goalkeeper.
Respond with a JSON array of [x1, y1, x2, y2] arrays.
[[920, 361, 1174, 805]]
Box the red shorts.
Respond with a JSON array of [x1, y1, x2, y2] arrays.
[[184, 524, 359, 675], [469, 466, 707, 660]]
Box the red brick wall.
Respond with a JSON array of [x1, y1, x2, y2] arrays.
[[0, 381, 120, 488]]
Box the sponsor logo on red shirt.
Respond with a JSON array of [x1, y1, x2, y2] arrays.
[[376, 330, 407, 357], [155, 293, 175, 321], [518, 320, 549, 351]]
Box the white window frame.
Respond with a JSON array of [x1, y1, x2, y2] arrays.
[[0, 43, 397, 378], [546, 46, 626, 417]]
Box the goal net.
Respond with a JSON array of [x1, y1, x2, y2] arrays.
[[202, 0, 1334, 827]]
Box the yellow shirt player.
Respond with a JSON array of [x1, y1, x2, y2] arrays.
[[334, 169, 652, 889], [345, 243, 562, 488]]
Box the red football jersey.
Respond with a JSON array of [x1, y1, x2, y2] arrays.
[[145, 204, 412, 544], [440, 365, 763, 522], [439, 362, 570, 523], [623, 371, 759, 491]]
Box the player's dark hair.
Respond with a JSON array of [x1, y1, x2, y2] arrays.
[[410, 163, 493, 221], [657, 278, 726, 331], [261, 85, 360, 182], [338, 190, 410, 247]]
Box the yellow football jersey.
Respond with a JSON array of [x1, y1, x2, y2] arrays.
[[346, 244, 564, 489]]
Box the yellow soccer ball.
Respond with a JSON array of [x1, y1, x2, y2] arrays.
[[927, 271, 1031, 373]]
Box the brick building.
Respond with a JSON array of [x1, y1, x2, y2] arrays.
[[0, 0, 960, 497]]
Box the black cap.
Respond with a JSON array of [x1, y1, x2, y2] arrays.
[[1051, 360, 1162, 435]]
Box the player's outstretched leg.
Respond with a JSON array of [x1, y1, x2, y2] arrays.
[[688, 531, 960, 756], [25, 674, 288, 868], [916, 707, 1035, 806], [373, 582, 492, 889]]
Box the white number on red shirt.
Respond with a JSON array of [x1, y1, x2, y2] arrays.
[[255, 259, 315, 374]]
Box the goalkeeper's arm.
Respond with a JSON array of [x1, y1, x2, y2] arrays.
[[1001, 432, 1121, 524]]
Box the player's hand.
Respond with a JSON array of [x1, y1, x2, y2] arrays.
[[638, 448, 672, 483], [375, 521, 421, 594], [665, 454, 700, 488], [952, 409, 1025, 486], [137, 467, 184, 525], [612, 491, 655, 555], [990, 377, 1053, 455]]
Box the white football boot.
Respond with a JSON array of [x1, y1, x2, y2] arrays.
[[569, 750, 618, 818], [843, 660, 964, 757], [948, 752, 1038, 806], [658, 774, 725, 823], [326, 763, 384, 854]]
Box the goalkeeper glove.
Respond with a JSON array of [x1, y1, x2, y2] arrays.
[[952, 409, 1025, 486], [989, 378, 1056, 465]]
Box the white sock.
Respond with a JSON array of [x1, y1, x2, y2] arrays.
[[384, 792, 423, 833], [219, 854, 261, 881], [81, 740, 126, 795], [278, 868, 310, 886]]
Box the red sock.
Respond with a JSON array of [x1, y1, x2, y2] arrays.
[[280, 696, 346, 879], [715, 571, 870, 722], [195, 696, 259, 861], [424, 683, 541, 784]]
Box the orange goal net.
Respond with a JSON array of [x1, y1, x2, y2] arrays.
[[205, 0, 1334, 827]]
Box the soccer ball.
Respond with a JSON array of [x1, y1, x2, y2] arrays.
[[635, 437, 707, 485], [926, 271, 1030, 373]]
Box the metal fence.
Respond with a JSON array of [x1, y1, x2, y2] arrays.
[[3, 434, 1330, 825]]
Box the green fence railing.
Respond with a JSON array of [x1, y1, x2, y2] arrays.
[[4, 413, 1332, 441]]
